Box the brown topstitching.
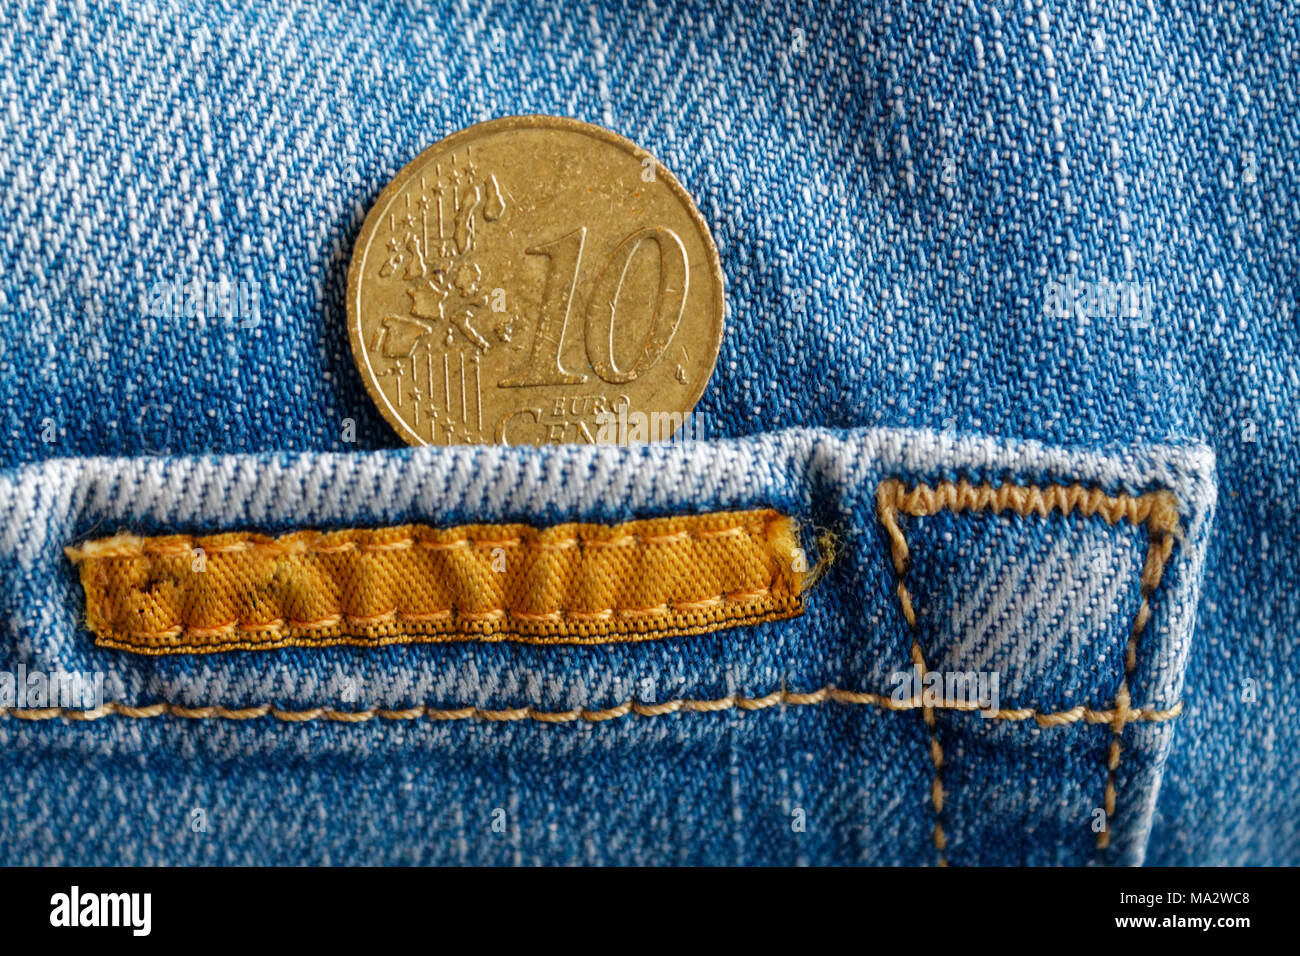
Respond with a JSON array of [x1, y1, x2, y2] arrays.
[[1, 687, 1182, 724], [875, 478, 1181, 866]]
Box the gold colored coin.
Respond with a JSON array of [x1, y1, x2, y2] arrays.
[[347, 115, 725, 447]]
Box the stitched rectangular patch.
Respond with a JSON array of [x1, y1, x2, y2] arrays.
[[65, 509, 807, 655]]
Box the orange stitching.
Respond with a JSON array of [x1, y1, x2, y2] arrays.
[[62, 522, 770, 561], [1099, 511, 1178, 851], [876, 482, 948, 866], [88, 604, 802, 655], [875, 478, 1181, 866], [66, 510, 805, 655], [99, 588, 779, 645], [0, 687, 1184, 725], [879, 480, 1177, 527]]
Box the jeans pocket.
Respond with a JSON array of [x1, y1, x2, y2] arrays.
[[0, 428, 1214, 864]]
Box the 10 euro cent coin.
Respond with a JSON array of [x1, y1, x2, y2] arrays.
[[346, 115, 725, 446]]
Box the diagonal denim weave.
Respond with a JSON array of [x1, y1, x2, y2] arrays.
[[0, 0, 1290, 865]]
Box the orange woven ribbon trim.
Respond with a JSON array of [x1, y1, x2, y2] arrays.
[[65, 509, 807, 655]]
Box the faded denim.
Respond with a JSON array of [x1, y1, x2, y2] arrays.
[[0, 0, 1292, 865]]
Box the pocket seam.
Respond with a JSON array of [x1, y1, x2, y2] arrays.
[[874, 477, 1181, 866]]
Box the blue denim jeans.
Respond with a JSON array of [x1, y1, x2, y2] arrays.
[[0, 0, 1291, 865]]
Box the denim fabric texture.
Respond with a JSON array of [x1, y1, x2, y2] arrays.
[[0, 432, 1214, 864], [0, 0, 1292, 864]]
